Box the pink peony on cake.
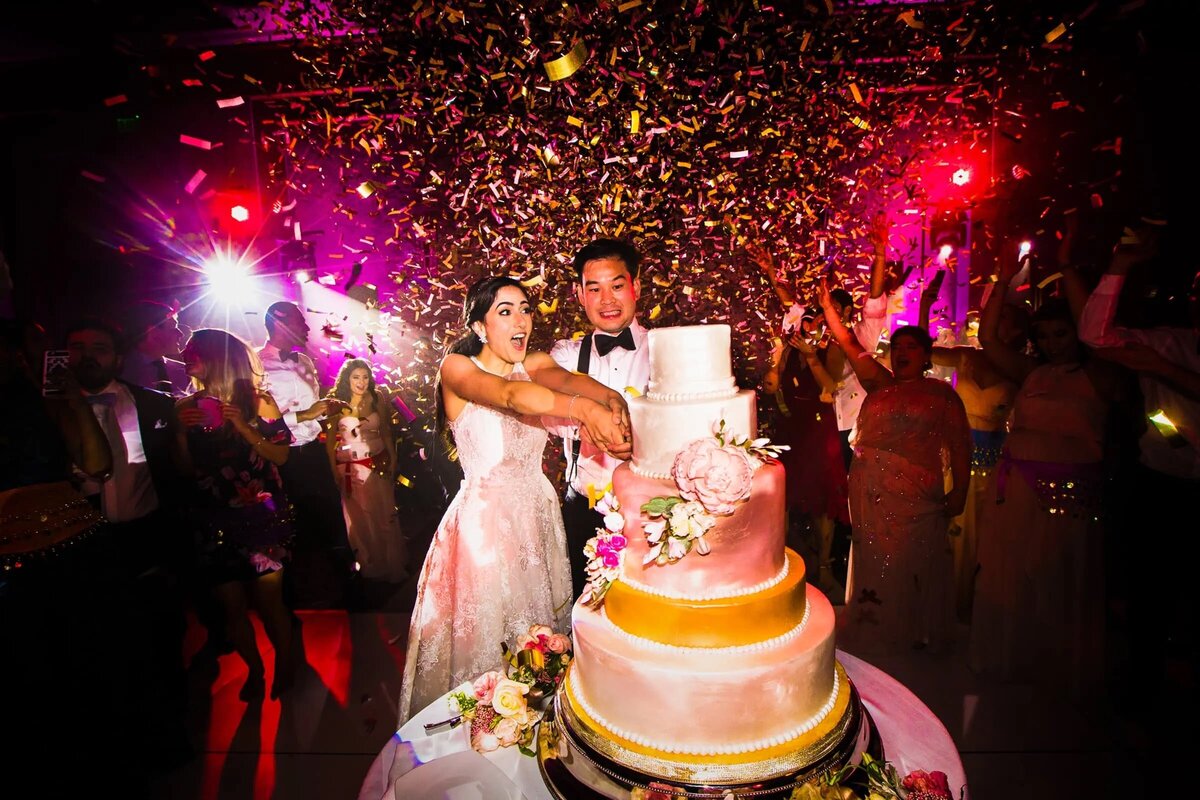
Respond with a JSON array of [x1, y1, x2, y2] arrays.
[[541, 324, 872, 797]]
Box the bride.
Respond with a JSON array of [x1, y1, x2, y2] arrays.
[[398, 275, 632, 723]]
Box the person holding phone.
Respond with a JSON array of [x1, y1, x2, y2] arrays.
[[173, 328, 297, 702]]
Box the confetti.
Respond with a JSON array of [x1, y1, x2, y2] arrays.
[[179, 134, 213, 150], [543, 41, 589, 82], [184, 170, 207, 194]]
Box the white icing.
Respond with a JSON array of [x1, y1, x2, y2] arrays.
[[598, 596, 810, 655], [629, 389, 757, 478], [618, 555, 789, 601], [646, 325, 735, 398], [645, 385, 738, 403], [572, 663, 841, 756]]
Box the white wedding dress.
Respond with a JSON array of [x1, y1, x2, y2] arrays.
[[397, 362, 573, 724]]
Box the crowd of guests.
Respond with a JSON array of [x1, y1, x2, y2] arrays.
[[0, 299, 413, 796], [752, 216, 1197, 725]]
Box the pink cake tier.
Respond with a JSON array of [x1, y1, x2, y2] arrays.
[[566, 582, 840, 768], [613, 459, 787, 598]]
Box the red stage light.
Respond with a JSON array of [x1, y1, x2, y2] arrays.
[[230, 204, 250, 223], [951, 168, 971, 187]]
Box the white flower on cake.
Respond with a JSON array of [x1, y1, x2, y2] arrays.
[[579, 492, 628, 608], [640, 418, 789, 567]]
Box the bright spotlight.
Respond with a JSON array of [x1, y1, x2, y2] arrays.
[[229, 204, 250, 223], [951, 168, 971, 187], [1019, 241, 1033, 258], [938, 243, 955, 262], [295, 270, 311, 283], [203, 254, 256, 305]]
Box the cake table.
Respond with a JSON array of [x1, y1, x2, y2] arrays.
[[358, 650, 968, 800]]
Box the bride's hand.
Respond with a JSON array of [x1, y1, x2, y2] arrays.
[[578, 399, 632, 460]]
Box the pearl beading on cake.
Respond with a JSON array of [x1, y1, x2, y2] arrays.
[[645, 384, 738, 403], [572, 656, 841, 756], [598, 597, 810, 655], [619, 556, 789, 601]]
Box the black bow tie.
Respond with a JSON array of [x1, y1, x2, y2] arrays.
[[594, 327, 635, 357], [280, 350, 300, 363]]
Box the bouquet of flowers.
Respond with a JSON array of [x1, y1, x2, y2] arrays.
[[448, 671, 540, 756], [503, 623, 573, 700], [579, 492, 628, 607], [789, 753, 960, 800]]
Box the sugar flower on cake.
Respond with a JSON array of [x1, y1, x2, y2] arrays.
[[673, 438, 755, 514], [641, 498, 716, 565], [712, 417, 790, 466], [579, 492, 628, 608]]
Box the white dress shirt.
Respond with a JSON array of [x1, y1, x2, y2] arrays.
[[1078, 273, 1200, 478], [258, 342, 323, 446], [550, 319, 651, 498], [833, 294, 889, 434], [79, 381, 159, 523]]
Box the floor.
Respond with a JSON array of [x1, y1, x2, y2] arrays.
[[142, 565, 1164, 800]]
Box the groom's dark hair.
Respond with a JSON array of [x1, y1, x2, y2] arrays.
[[573, 238, 641, 283]]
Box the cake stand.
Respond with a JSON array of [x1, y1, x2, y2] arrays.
[[537, 679, 881, 799]]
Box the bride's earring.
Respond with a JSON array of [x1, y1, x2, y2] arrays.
[[475, 326, 488, 344]]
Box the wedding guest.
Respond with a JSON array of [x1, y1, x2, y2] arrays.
[[325, 357, 409, 583], [750, 214, 891, 583], [120, 300, 190, 396], [762, 310, 848, 597], [257, 301, 352, 609], [550, 238, 651, 600], [398, 276, 630, 724], [173, 328, 296, 701], [969, 249, 1132, 699], [65, 317, 192, 767], [818, 279, 972, 655], [1077, 222, 1199, 703]]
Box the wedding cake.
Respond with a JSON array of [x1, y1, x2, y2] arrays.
[[543, 325, 869, 796]]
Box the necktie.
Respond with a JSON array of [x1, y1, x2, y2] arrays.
[[152, 359, 172, 393], [594, 327, 635, 357], [86, 393, 127, 519]]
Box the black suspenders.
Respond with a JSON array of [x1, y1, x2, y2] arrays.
[[568, 333, 594, 487]]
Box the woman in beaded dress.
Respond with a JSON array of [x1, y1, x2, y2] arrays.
[[968, 252, 1132, 699], [818, 280, 972, 656], [326, 358, 408, 583], [397, 276, 632, 724], [173, 328, 296, 702]]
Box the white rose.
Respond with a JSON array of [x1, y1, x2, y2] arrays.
[[491, 678, 530, 718]]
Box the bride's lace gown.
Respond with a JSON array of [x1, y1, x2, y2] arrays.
[[397, 362, 573, 723]]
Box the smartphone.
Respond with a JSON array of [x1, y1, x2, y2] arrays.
[[42, 349, 71, 397], [196, 395, 224, 430]]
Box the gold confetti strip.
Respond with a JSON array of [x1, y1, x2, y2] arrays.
[[544, 40, 589, 82], [537, 298, 559, 315], [566, 115, 584, 127], [1044, 23, 1067, 43], [630, 110, 640, 133], [617, 0, 642, 11]]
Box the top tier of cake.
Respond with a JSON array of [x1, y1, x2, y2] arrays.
[[646, 325, 738, 400], [630, 324, 756, 479]]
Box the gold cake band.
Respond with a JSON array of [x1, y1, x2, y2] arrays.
[[560, 662, 854, 781], [604, 549, 808, 647]]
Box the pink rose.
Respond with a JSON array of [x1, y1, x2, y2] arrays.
[[672, 439, 755, 515], [546, 633, 571, 654], [492, 716, 521, 747], [518, 624, 553, 650], [902, 770, 952, 798], [472, 670, 504, 703]]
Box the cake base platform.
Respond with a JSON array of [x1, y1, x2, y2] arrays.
[[537, 680, 881, 799]]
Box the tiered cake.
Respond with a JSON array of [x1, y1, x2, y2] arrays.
[[542, 325, 869, 797]]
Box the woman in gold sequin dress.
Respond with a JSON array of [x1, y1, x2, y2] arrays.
[[397, 276, 631, 724], [818, 280, 972, 656]]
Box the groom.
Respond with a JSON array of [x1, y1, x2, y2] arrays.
[[551, 238, 650, 600]]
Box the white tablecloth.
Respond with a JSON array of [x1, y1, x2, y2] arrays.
[[358, 650, 967, 800]]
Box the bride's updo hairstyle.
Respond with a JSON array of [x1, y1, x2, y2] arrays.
[[435, 275, 529, 456]]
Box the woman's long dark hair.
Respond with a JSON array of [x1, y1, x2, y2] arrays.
[[332, 357, 378, 413], [433, 275, 527, 457]]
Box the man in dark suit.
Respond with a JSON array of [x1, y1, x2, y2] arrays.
[[65, 317, 193, 772]]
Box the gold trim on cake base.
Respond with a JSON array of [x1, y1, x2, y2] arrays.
[[559, 661, 854, 784], [604, 550, 808, 647]]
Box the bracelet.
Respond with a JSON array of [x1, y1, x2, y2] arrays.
[[567, 394, 580, 420]]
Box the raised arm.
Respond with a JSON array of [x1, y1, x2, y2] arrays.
[[788, 331, 839, 396], [746, 243, 798, 307], [917, 269, 947, 332], [979, 247, 1037, 384], [817, 278, 892, 391]]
